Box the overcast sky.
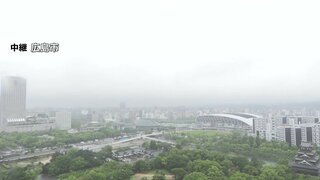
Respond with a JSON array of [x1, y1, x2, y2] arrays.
[[1, 0, 320, 107]]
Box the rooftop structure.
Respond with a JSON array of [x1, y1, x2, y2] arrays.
[[290, 142, 320, 176]]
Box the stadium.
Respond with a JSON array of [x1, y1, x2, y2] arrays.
[[196, 113, 261, 132]]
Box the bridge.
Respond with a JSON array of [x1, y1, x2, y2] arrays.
[[143, 137, 175, 145], [0, 150, 57, 163], [81, 132, 175, 151]]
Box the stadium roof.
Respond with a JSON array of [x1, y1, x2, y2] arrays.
[[227, 113, 262, 119], [204, 113, 255, 126]]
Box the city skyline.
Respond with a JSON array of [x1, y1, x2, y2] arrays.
[[2, 75, 320, 108]]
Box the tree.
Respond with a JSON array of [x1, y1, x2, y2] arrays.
[[6, 167, 29, 180], [231, 156, 249, 171], [255, 136, 261, 147], [183, 172, 208, 180], [229, 172, 252, 180], [187, 160, 221, 175], [151, 156, 165, 169], [133, 160, 150, 172], [70, 157, 87, 171], [220, 159, 233, 176], [82, 170, 105, 180], [0, 165, 41, 180], [171, 168, 187, 180], [103, 162, 134, 180], [74, 150, 102, 167], [47, 155, 71, 175], [243, 165, 259, 176], [250, 156, 262, 169], [258, 165, 290, 180], [98, 145, 113, 159], [166, 153, 188, 170], [249, 136, 254, 148], [150, 140, 158, 150], [162, 143, 172, 152], [142, 142, 149, 149], [176, 143, 183, 149], [207, 166, 224, 180], [276, 159, 288, 166], [152, 172, 166, 180]]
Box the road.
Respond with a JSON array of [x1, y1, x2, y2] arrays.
[[1, 150, 57, 162], [0, 131, 175, 163], [76, 132, 175, 152]]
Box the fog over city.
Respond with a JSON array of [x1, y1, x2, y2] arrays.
[[1, 0, 320, 107]]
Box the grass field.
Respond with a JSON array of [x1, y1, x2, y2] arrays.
[[131, 173, 174, 180]]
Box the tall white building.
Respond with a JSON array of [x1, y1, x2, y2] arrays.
[[255, 116, 277, 141], [276, 125, 301, 147], [0, 76, 26, 128], [55, 111, 72, 130], [312, 124, 320, 146], [274, 116, 320, 147]]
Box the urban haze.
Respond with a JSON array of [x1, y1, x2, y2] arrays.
[[1, 1, 320, 107], [1, 1, 320, 180]]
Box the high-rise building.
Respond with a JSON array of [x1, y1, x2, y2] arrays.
[[276, 125, 302, 147], [276, 123, 317, 147], [55, 111, 72, 130], [0, 76, 27, 128]]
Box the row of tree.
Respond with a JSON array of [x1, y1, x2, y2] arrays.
[[139, 147, 320, 180], [57, 147, 319, 180], [0, 164, 41, 180], [42, 146, 113, 176], [168, 130, 298, 162], [0, 128, 121, 150]]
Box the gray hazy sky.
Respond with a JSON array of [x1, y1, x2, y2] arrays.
[[1, 0, 320, 107]]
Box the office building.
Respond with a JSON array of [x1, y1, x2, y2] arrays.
[[0, 76, 26, 129], [55, 111, 72, 130], [275, 117, 319, 147], [0, 76, 56, 132], [276, 124, 304, 147], [4, 113, 55, 132]]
